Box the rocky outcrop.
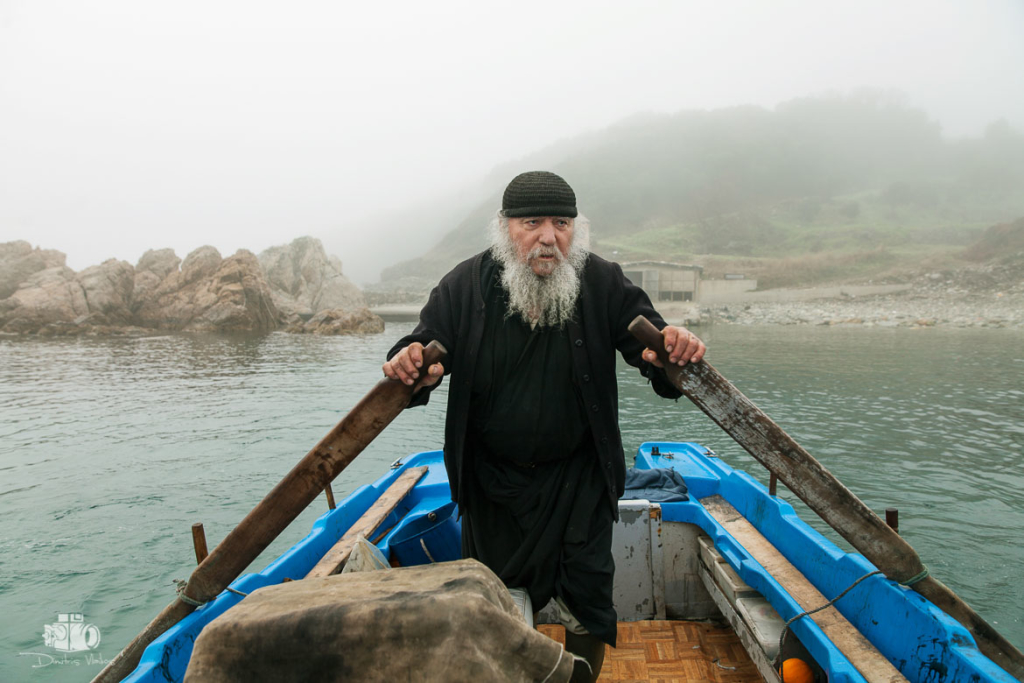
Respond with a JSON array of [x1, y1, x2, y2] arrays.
[[77, 259, 136, 325], [285, 307, 385, 335], [132, 248, 182, 311], [0, 241, 66, 299], [134, 247, 278, 333], [0, 265, 88, 333], [258, 237, 364, 320], [0, 243, 146, 335], [0, 238, 379, 336]]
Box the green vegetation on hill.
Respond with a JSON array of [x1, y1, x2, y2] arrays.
[[381, 92, 1024, 288]]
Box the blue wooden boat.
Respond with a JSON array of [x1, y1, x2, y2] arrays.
[[120, 443, 1017, 683]]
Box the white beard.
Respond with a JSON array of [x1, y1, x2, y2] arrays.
[[488, 214, 591, 328]]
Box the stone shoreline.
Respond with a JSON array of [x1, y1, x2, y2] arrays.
[[697, 258, 1024, 329], [706, 289, 1023, 329]]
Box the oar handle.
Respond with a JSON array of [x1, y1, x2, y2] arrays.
[[415, 339, 447, 368], [630, 315, 676, 368], [629, 315, 1024, 679]]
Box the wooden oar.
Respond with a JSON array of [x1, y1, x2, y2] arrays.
[[629, 315, 1024, 680], [92, 341, 447, 683]]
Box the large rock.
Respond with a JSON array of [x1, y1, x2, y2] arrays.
[[0, 266, 88, 333], [134, 247, 279, 333], [286, 307, 385, 335], [0, 257, 138, 334], [77, 259, 135, 325], [137, 248, 182, 280], [0, 240, 67, 299], [132, 248, 182, 309], [181, 245, 223, 285], [259, 237, 365, 319]]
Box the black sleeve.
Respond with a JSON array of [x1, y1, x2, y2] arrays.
[[386, 278, 457, 408], [609, 262, 683, 400]]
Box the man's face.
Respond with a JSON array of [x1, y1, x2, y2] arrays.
[[507, 216, 575, 277]]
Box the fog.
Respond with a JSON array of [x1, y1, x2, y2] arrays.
[[1, 0, 1022, 284]]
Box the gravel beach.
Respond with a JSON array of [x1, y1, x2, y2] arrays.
[[706, 262, 1024, 329]]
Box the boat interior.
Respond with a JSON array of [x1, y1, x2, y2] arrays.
[[124, 443, 1016, 683]]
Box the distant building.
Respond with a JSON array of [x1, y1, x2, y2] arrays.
[[621, 261, 702, 302], [619, 261, 757, 304]]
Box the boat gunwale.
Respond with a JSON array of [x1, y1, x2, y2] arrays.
[[638, 441, 1016, 683]]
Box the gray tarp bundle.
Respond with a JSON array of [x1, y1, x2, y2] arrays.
[[622, 467, 689, 502], [184, 559, 574, 683]]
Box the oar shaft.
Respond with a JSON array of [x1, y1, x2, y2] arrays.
[[629, 316, 1024, 680], [93, 341, 447, 683]]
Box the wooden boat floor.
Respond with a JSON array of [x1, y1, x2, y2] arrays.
[[539, 620, 762, 682]]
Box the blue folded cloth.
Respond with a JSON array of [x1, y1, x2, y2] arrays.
[[622, 468, 689, 502]]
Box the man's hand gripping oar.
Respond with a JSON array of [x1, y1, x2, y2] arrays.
[[629, 315, 1024, 680], [383, 341, 446, 389], [93, 341, 447, 683]]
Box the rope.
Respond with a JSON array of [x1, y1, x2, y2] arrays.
[[900, 566, 929, 586], [539, 647, 566, 683], [773, 569, 883, 676], [420, 539, 437, 563], [173, 579, 207, 607], [173, 579, 249, 606]]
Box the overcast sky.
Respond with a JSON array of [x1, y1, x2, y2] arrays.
[[2, 0, 1023, 284]]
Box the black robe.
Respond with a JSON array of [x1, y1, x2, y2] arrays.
[[388, 250, 681, 518], [460, 272, 616, 643], [388, 250, 681, 646]]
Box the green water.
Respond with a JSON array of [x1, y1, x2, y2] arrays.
[[1, 324, 1021, 681]]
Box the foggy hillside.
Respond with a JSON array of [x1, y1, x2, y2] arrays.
[[379, 93, 1024, 289]]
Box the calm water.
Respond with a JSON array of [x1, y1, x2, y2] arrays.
[[1, 324, 1021, 681]]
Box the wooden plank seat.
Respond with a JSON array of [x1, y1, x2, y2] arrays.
[[701, 495, 907, 683], [305, 466, 428, 578]]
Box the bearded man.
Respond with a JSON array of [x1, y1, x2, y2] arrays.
[[383, 171, 705, 682]]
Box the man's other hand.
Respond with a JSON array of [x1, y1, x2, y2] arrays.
[[641, 326, 706, 367], [383, 342, 445, 388]]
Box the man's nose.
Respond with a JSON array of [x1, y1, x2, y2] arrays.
[[538, 220, 557, 244]]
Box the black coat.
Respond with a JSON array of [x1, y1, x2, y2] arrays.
[[387, 250, 681, 518]]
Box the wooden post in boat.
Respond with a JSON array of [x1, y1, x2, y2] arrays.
[[92, 341, 448, 683], [885, 508, 899, 533], [768, 472, 778, 497], [191, 523, 208, 564], [628, 315, 1024, 680], [325, 482, 337, 510]]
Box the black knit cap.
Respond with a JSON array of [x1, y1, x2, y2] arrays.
[[501, 171, 578, 218]]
